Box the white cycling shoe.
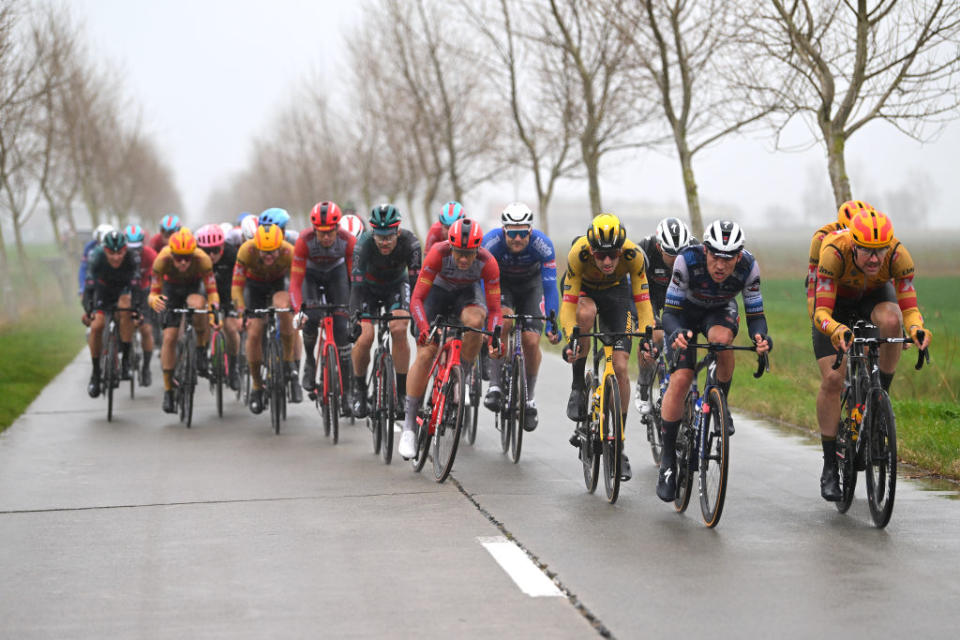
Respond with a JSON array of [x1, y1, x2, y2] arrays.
[[399, 430, 418, 459], [634, 383, 652, 415]]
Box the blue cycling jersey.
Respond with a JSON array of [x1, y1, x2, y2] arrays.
[[482, 228, 559, 319], [77, 239, 98, 295]]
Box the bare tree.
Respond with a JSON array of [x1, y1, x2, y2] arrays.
[[738, 0, 960, 207]]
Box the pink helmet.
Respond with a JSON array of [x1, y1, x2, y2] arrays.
[[195, 223, 225, 248], [339, 214, 365, 239]]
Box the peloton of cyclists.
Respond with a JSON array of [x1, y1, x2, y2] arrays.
[[655, 220, 772, 502], [348, 204, 421, 419], [481, 202, 560, 431]]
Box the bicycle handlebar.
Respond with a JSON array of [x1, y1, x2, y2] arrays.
[[245, 307, 294, 317], [669, 340, 769, 379], [831, 326, 930, 371], [563, 325, 655, 363], [503, 309, 558, 334], [428, 317, 501, 350]]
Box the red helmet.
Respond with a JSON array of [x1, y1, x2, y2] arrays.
[[195, 223, 225, 248], [448, 218, 483, 250], [310, 201, 342, 230]]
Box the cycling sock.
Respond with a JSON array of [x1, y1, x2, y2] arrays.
[[489, 358, 502, 387], [226, 352, 235, 373], [526, 372, 537, 397], [572, 358, 586, 390], [120, 341, 131, 360], [162, 369, 173, 391], [879, 371, 894, 392], [821, 436, 837, 463], [396, 373, 407, 395], [718, 379, 731, 400], [621, 413, 628, 435], [661, 419, 680, 468], [403, 395, 422, 433], [354, 375, 365, 392], [303, 333, 317, 367], [143, 349, 152, 368], [91, 356, 101, 375]]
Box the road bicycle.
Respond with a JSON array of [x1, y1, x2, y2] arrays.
[[567, 325, 651, 504], [670, 341, 768, 528], [831, 320, 929, 528], [246, 307, 292, 435], [170, 307, 214, 428], [462, 356, 482, 446], [302, 295, 348, 444], [208, 310, 237, 418], [357, 308, 402, 464], [98, 305, 138, 422], [238, 324, 249, 405], [492, 310, 556, 464], [411, 316, 500, 482], [635, 324, 667, 466]]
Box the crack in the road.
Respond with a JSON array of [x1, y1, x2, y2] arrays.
[[450, 475, 617, 639], [0, 489, 442, 515]]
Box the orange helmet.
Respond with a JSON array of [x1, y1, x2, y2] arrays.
[[448, 218, 483, 249], [849, 210, 894, 249], [168, 228, 196, 255], [255, 223, 284, 251], [837, 200, 876, 227]]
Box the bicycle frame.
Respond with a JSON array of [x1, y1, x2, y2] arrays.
[[302, 298, 347, 403]]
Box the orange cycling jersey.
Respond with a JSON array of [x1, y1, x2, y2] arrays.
[[559, 236, 655, 338], [231, 239, 294, 307], [149, 247, 219, 307], [813, 230, 923, 340], [806, 221, 844, 318]]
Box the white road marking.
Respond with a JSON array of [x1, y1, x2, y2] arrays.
[[478, 536, 563, 597]]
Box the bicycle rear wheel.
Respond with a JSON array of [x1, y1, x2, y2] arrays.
[[674, 392, 696, 513], [212, 332, 226, 418], [509, 355, 525, 464], [699, 386, 730, 528], [581, 371, 600, 494], [433, 364, 465, 482], [647, 361, 666, 465], [325, 344, 341, 444], [601, 376, 623, 504], [865, 390, 897, 528], [381, 354, 396, 464], [835, 389, 858, 514], [105, 326, 118, 422]]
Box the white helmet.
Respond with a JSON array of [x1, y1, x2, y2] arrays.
[[94, 223, 115, 244], [703, 220, 744, 258], [284, 229, 299, 244], [655, 217, 691, 256], [339, 214, 364, 239], [500, 202, 534, 226], [241, 215, 259, 242], [219, 222, 233, 236]]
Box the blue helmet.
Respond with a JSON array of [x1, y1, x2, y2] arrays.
[[124, 224, 145, 247], [259, 207, 290, 231], [236, 211, 253, 226], [160, 214, 180, 232], [438, 201, 464, 226]]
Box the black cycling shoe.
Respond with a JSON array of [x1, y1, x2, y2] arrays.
[[566, 387, 587, 421], [568, 429, 582, 449], [484, 387, 503, 412], [820, 463, 842, 502], [196, 349, 209, 378], [301, 362, 316, 391], [523, 403, 538, 432], [726, 411, 735, 436], [353, 387, 369, 419], [287, 364, 303, 403], [249, 389, 265, 415], [226, 366, 238, 391], [162, 390, 176, 414], [656, 464, 677, 502], [620, 453, 632, 481], [120, 358, 132, 381], [87, 373, 101, 398], [141, 364, 152, 387]]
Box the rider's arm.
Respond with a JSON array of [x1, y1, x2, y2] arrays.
[[625, 245, 655, 333], [289, 235, 308, 311], [147, 253, 166, 311], [480, 251, 502, 332], [410, 246, 442, 336], [534, 231, 560, 322], [231, 249, 249, 311], [812, 241, 846, 343], [806, 224, 836, 319], [558, 242, 584, 340], [889, 242, 926, 339], [741, 255, 769, 339], [407, 232, 422, 290], [81, 252, 97, 313], [196, 252, 219, 309], [344, 231, 357, 285], [661, 252, 690, 338]]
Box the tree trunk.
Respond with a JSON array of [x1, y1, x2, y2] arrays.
[[582, 140, 602, 216], [677, 147, 703, 238], [826, 133, 852, 207], [538, 194, 551, 237]]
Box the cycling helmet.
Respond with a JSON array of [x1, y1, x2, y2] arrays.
[[123, 224, 145, 248], [438, 201, 464, 226], [655, 217, 691, 255], [500, 202, 534, 227], [160, 214, 181, 233], [259, 207, 290, 231], [310, 201, 342, 230], [195, 223, 225, 248], [219, 222, 234, 236], [168, 228, 197, 255], [837, 200, 875, 227], [102, 229, 127, 252], [339, 214, 365, 239], [702, 220, 744, 258], [586, 214, 626, 252], [241, 215, 259, 241], [370, 204, 402, 234], [448, 218, 483, 250], [849, 210, 894, 249], [284, 229, 299, 244], [236, 211, 253, 225], [255, 224, 284, 251], [93, 223, 115, 244]]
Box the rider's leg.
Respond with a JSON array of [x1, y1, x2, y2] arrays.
[[707, 324, 736, 400], [353, 321, 374, 375], [246, 318, 265, 389], [872, 301, 903, 391], [520, 329, 540, 397], [389, 310, 411, 393], [161, 326, 179, 391], [187, 293, 209, 347], [572, 297, 597, 387], [488, 308, 514, 389], [460, 305, 487, 363], [403, 342, 438, 433], [274, 291, 295, 361]]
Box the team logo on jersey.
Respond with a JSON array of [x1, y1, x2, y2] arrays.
[[897, 276, 915, 293], [816, 277, 834, 293], [821, 319, 830, 331]]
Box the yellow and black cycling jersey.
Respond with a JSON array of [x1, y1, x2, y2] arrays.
[[148, 247, 219, 308], [559, 236, 654, 338], [813, 229, 924, 342], [231, 239, 294, 308], [806, 221, 844, 318]]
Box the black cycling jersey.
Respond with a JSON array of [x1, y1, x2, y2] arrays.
[[351, 229, 421, 290], [636, 234, 699, 316], [209, 243, 238, 311], [82, 246, 141, 313]]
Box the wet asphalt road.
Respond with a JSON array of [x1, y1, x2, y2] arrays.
[[1, 349, 958, 639]]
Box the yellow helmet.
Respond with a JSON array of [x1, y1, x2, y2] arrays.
[[849, 210, 894, 249], [837, 200, 875, 227], [254, 224, 284, 251], [586, 214, 626, 252], [168, 228, 196, 255]]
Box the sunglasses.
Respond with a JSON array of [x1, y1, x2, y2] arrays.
[[592, 249, 620, 261], [259, 249, 279, 258], [706, 249, 738, 261], [172, 254, 192, 264], [204, 246, 223, 256], [104, 247, 126, 256], [505, 229, 530, 240], [855, 245, 889, 259], [452, 248, 477, 259]]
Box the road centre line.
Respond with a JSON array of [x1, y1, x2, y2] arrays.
[[478, 536, 563, 597]]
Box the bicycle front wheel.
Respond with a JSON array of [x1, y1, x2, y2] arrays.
[[509, 355, 525, 464], [865, 389, 897, 528], [465, 362, 480, 446], [674, 392, 696, 513], [325, 345, 341, 444], [647, 361, 666, 465], [370, 353, 383, 455], [381, 354, 396, 464], [433, 364, 465, 482], [601, 375, 623, 504], [105, 328, 118, 422], [266, 336, 282, 435], [835, 388, 858, 514], [699, 386, 730, 527], [212, 332, 226, 418], [498, 360, 510, 454], [580, 371, 600, 494]]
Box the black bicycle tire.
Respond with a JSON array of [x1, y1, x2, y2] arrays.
[[433, 364, 465, 482], [498, 360, 511, 454], [835, 387, 858, 514], [266, 334, 281, 435], [213, 333, 225, 418], [648, 360, 666, 465], [865, 389, 897, 528], [412, 373, 433, 473], [326, 344, 341, 444], [510, 355, 525, 464], [674, 391, 696, 513], [129, 330, 139, 400], [601, 375, 622, 504], [699, 386, 730, 527], [382, 354, 396, 464], [183, 329, 196, 428], [370, 350, 383, 455], [465, 363, 480, 446], [237, 331, 248, 403], [105, 324, 118, 422], [581, 371, 600, 494]]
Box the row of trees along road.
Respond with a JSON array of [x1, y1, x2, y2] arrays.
[[0, 0, 182, 297], [208, 0, 960, 239]]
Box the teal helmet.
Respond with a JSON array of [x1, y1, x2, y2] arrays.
[[102, 229, 127, 252], [370, 204, 402, 234]]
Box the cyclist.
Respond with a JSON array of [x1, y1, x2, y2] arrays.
[[148, 214, 181, 253], [655, 220, 772, 501], [401, 218, 503, 459], [124, 224, 157, 386], [81, 230, 141, 397], [348, 204, 421, 418], [290, 201, 356, 410], [812, 210, 931, 501], [148, 228, 220, 414], [560, 214, 655, 482], [481, 202, 560, 431], [424, 201, 464, 254], [78, 223, 115, 296], [806, 200, 875, 318], [634, 217, 695, 413], [196, 224, 241, 391]]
